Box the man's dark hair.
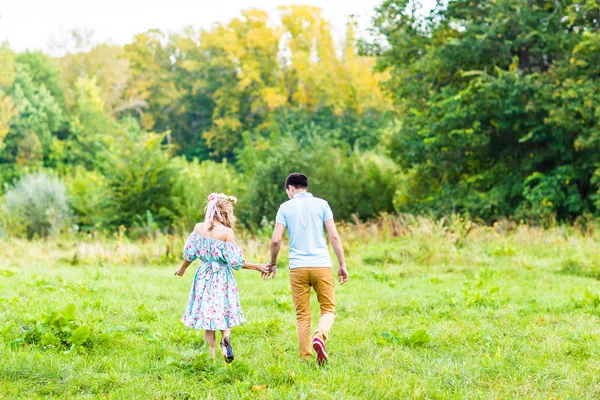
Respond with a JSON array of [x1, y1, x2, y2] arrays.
[[285, 173, 308, 189]]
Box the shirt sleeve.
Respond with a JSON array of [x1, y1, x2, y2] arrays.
[[275, 205, 287, 226], [323, 202, 334, 222]]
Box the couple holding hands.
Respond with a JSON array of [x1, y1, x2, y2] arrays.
[[174, 173, 348, 365]]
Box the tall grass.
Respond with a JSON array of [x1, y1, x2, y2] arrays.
[[2, 214, 598, 268]]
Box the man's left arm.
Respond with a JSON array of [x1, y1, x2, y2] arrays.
[[325, 219, 348, 284]]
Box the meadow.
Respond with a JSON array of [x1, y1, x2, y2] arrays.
[[1, 216, 600, 399]]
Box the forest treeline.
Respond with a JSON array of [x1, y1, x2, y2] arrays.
[[0, 1, 599, 237]]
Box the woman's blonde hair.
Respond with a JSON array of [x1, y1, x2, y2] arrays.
[[212, 198, 236, 231], [205, 193, 237, 231]]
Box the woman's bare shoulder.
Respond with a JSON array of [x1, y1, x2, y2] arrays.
[[223, 228, 235, 242], [193, 223, 205, 235], [213, 225, 235, 242]]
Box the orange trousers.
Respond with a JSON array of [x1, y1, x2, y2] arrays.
[[289, 267, 336, 358]]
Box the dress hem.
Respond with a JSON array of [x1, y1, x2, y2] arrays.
[[181, 317, 245, 331]]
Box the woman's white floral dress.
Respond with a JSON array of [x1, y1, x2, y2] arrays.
[[181, 232, 246, 330]]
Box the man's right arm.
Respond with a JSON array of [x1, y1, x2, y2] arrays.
[[324, 219, 348, 284], [268, 223, 285, 279]]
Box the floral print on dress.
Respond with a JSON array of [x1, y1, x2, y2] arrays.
[[181, 232, 246, 330]]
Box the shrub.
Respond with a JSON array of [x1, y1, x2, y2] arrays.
[[516, 166, 587, 224], [2, 171, 70, 237], [171, 157, 245, 231], [63, 166, 107, 232], [238, 134, 398, 228], [98, 121, 179, 232], [14, 303, 124, 353]]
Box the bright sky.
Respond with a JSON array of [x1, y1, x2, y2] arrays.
[[0, 0, 385, 55]]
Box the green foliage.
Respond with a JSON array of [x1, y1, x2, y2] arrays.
[[171, 157, 244, 230], [1, 9, 395, 235], [2, 172, 70, 237], [559, 258, 600, 280], [16, 303, 114, 352], [60, 43, 130, 113], [63, 166, 107, 231], [380, 329, 431, 347], [267, 107, 390, 150], [0, 43, 15, 88], [518, 166, 586, 221], [67, 77, 115, 169], [15, 51, 67, 111], [0, 44, 16, 149], [7, 0, 600, 232], [2, 63, 64, 168], [366, 0, 600, 221], [238, 134, 397, 227], [98, 120, 179, 231], [123, 8, 389, 160]]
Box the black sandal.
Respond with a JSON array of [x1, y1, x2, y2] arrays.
[[220, 337, 234, 363]]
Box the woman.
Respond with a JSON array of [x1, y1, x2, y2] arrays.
[[174, 193, 268, 362]]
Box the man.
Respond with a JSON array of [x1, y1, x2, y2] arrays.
[[266, 173, 348, 365]]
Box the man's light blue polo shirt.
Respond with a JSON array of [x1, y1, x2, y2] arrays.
[[275, 192, 334, 269]]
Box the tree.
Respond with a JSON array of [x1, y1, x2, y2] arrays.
[[0, 92, 15, 148], [365, 0, 600, 221], [200, 9, 285, 157], [0, 43, 16, 149], [2, 63, 64, 167], [67, 77, 115, 168], [124, 30, 178, 132], [59, 44, 131, 114], [16, 51, 67, 111], [122, 8, 392, 160]]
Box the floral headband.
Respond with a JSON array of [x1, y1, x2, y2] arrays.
[[205, 193, 237, 225], [207, 193, 238, 204]]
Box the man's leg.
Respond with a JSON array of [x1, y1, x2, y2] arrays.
[[311, 268, 336, 344], [290, 268, 312, 359]]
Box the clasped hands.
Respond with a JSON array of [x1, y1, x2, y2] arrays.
[[259, 261, 277, 281]]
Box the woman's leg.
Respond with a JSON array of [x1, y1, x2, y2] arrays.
[[204, 330, 216, 357]]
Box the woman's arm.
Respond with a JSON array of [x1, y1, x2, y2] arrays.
[[174, 259, 192, 276], [225, 230, 269, 275], [242, 261, 269, 274]]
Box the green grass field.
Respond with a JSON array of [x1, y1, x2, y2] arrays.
[[1, 218, 600, 399]]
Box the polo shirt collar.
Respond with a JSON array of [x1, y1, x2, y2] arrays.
[[293, 192, 313, 199]]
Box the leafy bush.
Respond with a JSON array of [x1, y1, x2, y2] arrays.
[[0, 164, 25, 196], [2, 171, 70, 237], [20, 304, 91, 350], [238, 134, 398, 228], [265, 106, 390, 150], [98, 120, 179, 232], [171, 157, 244, 231], [64, 166, 107, 231], [67, 77, 115, 169], [379, 329, 431, 347], [517, 166, 586, 223], [13, 303, 123, 353]]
